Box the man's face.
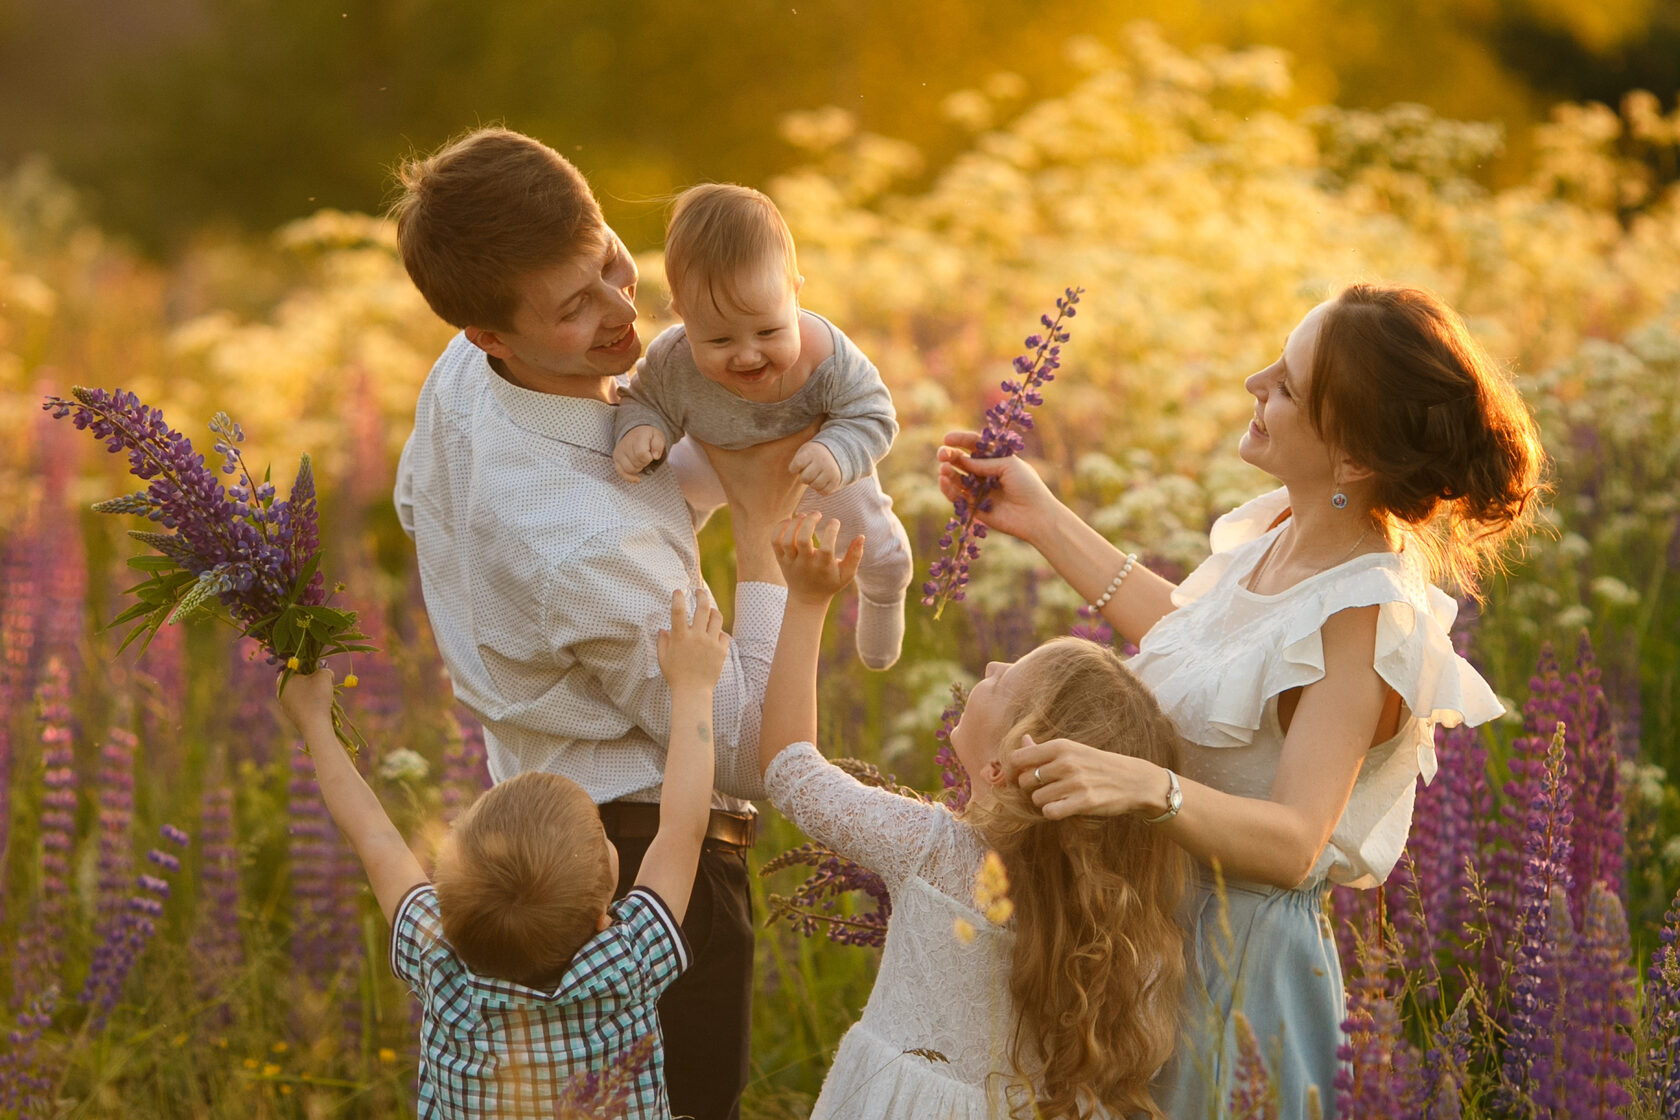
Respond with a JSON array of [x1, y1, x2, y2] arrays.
[[474, 224, 642, 389]]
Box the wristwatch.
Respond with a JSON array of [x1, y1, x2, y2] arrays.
[[1142, 768, 1182, 825]]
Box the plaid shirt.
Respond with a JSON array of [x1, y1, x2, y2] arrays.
[[390, 884, 690, 1119]]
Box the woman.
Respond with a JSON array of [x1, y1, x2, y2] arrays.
[[937, 284, 1544, 1116]]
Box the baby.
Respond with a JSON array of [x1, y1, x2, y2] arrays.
[[613, 183, 913, 670], [276, 589, 729, 1120]]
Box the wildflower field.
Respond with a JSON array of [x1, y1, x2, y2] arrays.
[[3, 26, 1680, 1119]]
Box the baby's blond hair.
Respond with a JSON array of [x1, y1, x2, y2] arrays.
[[433, 772, 615, 990], [664, 183, 799, 314]]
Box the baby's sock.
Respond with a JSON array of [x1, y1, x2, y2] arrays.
[[855, 590, 905, 671]]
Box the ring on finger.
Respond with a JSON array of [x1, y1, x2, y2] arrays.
[[1033, 766, 1043, 786]]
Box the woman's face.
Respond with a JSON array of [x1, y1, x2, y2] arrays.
[[950, 645, 1055, 792], [1239, 301, 1341, 486]]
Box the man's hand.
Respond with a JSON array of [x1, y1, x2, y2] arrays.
[[657, 587, 730, 695], [773, 512, 864, 607], [700, 421, 820, 584], [613, 425, 667, 483], [789, 440, 843, 495]]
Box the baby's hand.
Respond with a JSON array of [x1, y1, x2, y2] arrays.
[[277, 667, 337, 735], [789, 440, 843, 495], [774, 512, 864, 605], [657, 588, 730, 692], [614, 426, 667, 483]]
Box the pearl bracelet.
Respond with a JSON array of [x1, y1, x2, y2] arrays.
[[1092, 553, 1138, 610]]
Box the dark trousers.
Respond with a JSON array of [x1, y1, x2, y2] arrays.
[[611, 832, 754, 1120]]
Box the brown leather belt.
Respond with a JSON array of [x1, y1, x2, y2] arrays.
[[598, 801, 758, 850]]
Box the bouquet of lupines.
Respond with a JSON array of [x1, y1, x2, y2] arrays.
[[43, 387, 372, 752], [923, 287, 1082, 619]]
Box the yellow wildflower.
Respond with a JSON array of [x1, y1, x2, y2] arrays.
[[261, 1063, 280, 1078], [286, 656, 300, 670], [343, 673, 359, 688], [973, 850, 1013, 925], [270, 1041, 288, 1054], [378, 1047, 398, 1064]]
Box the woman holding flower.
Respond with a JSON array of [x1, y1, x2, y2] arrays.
[[938, 284, 1544, 1116]]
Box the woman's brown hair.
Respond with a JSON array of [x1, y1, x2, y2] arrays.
[[965, 637, 1189, 1120], [1308, 284, 1547, 600]]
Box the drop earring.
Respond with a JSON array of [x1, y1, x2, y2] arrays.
[[1331, 489, 1348, 509]]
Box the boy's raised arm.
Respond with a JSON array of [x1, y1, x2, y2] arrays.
[[636, 589, 728, 923], [278, 669, 427, 926]]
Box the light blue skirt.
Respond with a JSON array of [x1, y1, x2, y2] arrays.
[[1154, 872, 1344, 1120]]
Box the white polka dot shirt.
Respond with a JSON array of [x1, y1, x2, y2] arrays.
[[395, 334, 784, 806]]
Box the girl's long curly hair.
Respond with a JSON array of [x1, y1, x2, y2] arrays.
[[964, 637, 1190, 1120]]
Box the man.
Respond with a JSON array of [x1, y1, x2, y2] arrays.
[[391, 127, 805, 1119]]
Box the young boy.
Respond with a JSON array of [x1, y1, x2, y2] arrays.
[[611, 183, 914, 670], [277, 589, 730, 1120]]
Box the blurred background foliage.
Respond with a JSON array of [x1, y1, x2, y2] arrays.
[[2, 0, 1680, 254]]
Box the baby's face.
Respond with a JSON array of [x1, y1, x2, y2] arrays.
[[675, 266, 803, 403]]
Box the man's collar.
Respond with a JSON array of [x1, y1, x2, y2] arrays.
[[480, 351, 617, 455]]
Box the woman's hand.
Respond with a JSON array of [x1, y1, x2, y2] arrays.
[[773, 511, 864, 606], [1007, 733, 1167, 820], [936, 431, 1062, 546]]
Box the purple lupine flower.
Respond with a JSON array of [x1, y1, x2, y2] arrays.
[[554, 1033, 657, 1119], [760, 842, 891, 948], [443, 705, 491, 823], [288, 746, 364, 1033], [1326, 884, 1380, 983], [1226, 1012, 1279, 1119], [0, 985, 59, 1116], [0, 519, 39, 933], [80, 827, 186, 1031], [923, 288, 1082, 619], [1562, 632, 1624, 923], [12, 658, 78, 999], [43, 391, 372, 750], [1499, 723, 1575, 1109], [1641, 885, 1680, 1115], [1561, 880, 1636, 1117], [191, 783, 244, 998], [1487, 646, 1568, 983], [1417, 995, 1471, 1119], [1384, 851, 1444, 1005], [1408, 719, 1493, 981], [228, 636, 281, 764], [1334, 955, 1422, 1117], [931, 683, 971, 812], [91, 728, 138, 919]]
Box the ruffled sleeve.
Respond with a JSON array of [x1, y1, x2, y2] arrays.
[[1138, 554, 1502, 770]]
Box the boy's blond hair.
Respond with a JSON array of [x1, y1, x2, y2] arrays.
[[433, 772, 615, 990], [664, 183, 799, 314], [390, 127, 602, 332]]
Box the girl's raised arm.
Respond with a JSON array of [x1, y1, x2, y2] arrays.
[[758, 513, 864, 776]]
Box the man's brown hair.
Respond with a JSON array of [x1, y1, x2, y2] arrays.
[[664, 183, 799, 314], [433, 771, 615, 990], [390, 127, 602, 332]]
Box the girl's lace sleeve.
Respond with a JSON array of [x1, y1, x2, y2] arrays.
[[764, 742, 954, 887]]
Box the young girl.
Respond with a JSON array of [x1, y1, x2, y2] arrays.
[[758, 513, 1189, 1120], [938, 284, 1544, 1116]]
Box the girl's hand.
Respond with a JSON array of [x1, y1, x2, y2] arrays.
[[657, 587, 730, 692], [1008, 733, 1164, 821], [277, 666, 338, 735], [773, 511, 864, 606], [936, 431, 1061, 545]]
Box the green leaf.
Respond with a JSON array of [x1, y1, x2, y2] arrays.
[[288, 551, 323, 601]]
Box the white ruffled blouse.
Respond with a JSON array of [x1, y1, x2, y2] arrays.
[[1127, 488, 1503, 888]]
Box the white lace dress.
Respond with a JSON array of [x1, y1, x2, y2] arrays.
[[764, 742, 1036, 1120]]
